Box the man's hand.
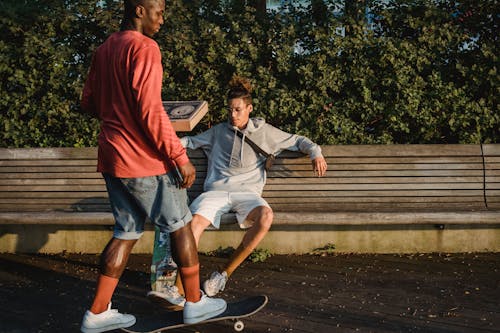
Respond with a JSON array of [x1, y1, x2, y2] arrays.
[[312, 156, 328, 177], [177, 161, 196, 188]]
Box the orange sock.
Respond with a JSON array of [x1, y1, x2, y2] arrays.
[[90, 274, 119, 314], [174, 272, 185, 296], [179, 264, 201, 303]]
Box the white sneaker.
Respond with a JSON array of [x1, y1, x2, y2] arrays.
[[203, 271, 228, 296], [147, 285, 186, 309], [80, 303, 135, 333], [183, 293, 227, 324]]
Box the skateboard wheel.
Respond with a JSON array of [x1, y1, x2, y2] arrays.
[[234, 320, 244, 331]]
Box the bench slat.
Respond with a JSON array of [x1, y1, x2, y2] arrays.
[[272, 163, 483, 171], [0, 160, 97, 167], [0, 172, 102, 179], [262, 190, 485, 197], [0, 159, 208, 167], [0, 185, 106, 192], [267, 195, 485, 203], [0, 166, 98, 173], [267, 176, 484, 184], [0, 147, 98, 159], [264, 183, 483, 190], [188, 189, 486, 198], [272, 211, 500, 224], [268, 170, 484, 177], [1, 210, 499, 226], [0, 192, 107, 198], [1, 202, 487, 213], [0, 182, 483, 191], [319, 144, 482, 157], [3, 195, 484, 204], [0, 205, 110, 212], [1, 179, 105, 186], [274, 157, 484, 165], [0, 145, 483, 159]]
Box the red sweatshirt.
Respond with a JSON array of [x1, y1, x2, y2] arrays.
[[81, 30, 189, 178]]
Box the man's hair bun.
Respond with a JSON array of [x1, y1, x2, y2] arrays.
[[227, 75, 253, 103]]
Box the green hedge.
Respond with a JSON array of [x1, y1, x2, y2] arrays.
[[1, 0, 498, 147]]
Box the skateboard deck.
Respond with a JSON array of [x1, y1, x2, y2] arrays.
[[150, 227, 177, 292], [150, 100, 208, 291], [122, 295, 268, 333]]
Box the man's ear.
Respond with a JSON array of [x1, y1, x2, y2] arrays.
[[248, 104, 253, 113], [135, 4, 145, 18]]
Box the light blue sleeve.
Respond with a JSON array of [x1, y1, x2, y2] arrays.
[[267, 125, 323, 160], [180, 126, 216, 152]]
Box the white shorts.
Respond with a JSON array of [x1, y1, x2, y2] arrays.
[[189, 191, 270, 229]]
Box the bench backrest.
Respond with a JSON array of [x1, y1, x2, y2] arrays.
[[1, 145, 498, 213], [267, 144, 497, 212], [484, 144, 500, 210]]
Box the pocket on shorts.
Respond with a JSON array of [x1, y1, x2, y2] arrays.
[[121, 176, 157, 195]]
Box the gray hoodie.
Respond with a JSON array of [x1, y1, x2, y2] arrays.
[[180, 117, 323, 195]]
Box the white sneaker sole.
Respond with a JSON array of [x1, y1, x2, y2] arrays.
[[184, 302, 227, 324], [80, 317, 136, 333]]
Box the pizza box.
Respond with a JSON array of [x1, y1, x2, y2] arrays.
[[163, 100, 208, 132]]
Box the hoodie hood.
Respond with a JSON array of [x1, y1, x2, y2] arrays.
[[228, 117, 267, 135], [227, 117, 267, 169]]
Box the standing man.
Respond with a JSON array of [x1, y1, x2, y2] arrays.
[[79, 1, 226, 332]]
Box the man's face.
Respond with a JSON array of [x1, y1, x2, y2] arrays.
[[228, 98, 252, 129], [139, 0, 165, 37]]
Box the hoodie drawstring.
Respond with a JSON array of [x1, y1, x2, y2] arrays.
[[240, 132, 245, 164], [229, 130, 238, 168]]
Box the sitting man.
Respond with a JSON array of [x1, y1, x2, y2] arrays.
[[150, 75, 327, 304]]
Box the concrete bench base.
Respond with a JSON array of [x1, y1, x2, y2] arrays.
[[1, 223, 498, 254], [1, 210, 499, 253]]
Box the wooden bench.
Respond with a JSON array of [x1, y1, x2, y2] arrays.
[[1, 144, 499, 253], [1, 144, 499, 223]]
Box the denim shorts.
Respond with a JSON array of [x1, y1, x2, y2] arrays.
[[190, 191, 270, 229], [103, 172, 192, 240]]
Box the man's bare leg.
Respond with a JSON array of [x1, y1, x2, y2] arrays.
[[191, 207, 273, 277], [175, 207, 273, 293], [90, 238, 137, 313], [174, 214, 211, 295], [223, 206, 273, 277], [169, 223, 227, 324], [170, 223, 201, 302]]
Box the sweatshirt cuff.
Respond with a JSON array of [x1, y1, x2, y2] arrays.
[[309, 146, 323, 160], [180, 137, 188, 148]]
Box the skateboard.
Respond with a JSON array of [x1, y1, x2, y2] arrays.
[[150, 226, 178, 292], [151, 101, 208, 292], [122, 295, 268, 333]]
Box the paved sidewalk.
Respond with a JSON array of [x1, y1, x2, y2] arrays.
[[0, 252, 498, 332]]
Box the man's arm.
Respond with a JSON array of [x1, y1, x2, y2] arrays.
[[133, 43, 194, 186], [180, 126, 216, 151], [267, 125, 328, 177]]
